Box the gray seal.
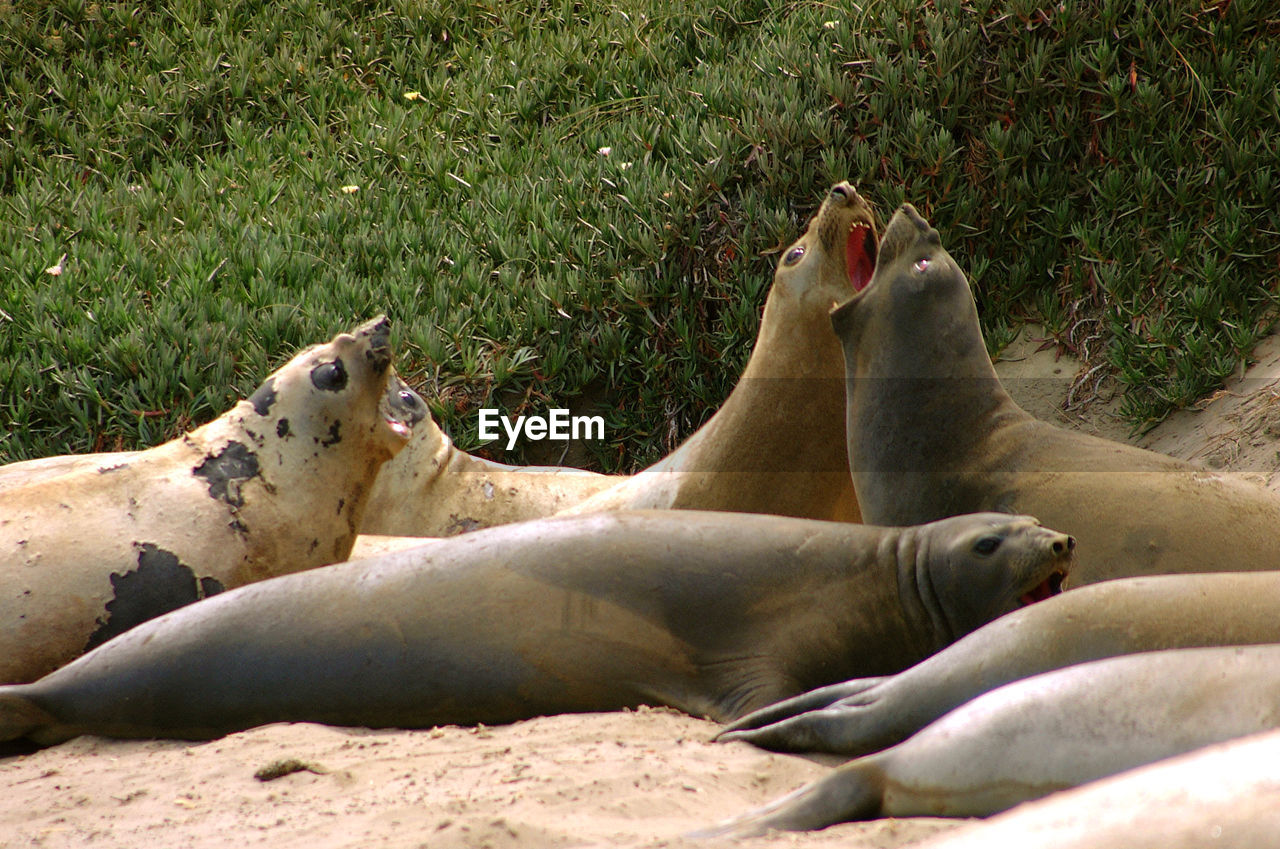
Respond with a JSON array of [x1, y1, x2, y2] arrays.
[[0, 510, 1070, 747], [700, 644, 1280, 836], [831, 203, 1280, 584], [718, 570, 1280, 755], [0, 317, 425, 683]]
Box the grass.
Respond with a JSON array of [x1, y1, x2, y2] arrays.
[[2, 0, 1278, 470]]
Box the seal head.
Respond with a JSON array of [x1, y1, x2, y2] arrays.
[[913, 513, 1072, 648], [246, 315, 422, 462]]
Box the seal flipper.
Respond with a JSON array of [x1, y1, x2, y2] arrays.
[[690, 756, 887, 837], [715, 676, 888, 739], [0, 686, 64, 751]]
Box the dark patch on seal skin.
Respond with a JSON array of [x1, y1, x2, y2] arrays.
[[193, 441, 260, 508], [248, 377, 278, 416], [362, 315, 393, 373], [319, 420, 342, 447], [276, 418, 291, 438], [336, 498, 345, 516], [84, 544, 226, 652], [310, 358, 348, 392]]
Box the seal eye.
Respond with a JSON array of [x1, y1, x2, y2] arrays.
[[913, 258, 931, 273], [783, 245, 806, 266], [973, 535, 1002, 556], [310, 359, 349, 392]]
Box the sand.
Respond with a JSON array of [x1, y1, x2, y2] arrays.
[[4, 326, 1280, 848]]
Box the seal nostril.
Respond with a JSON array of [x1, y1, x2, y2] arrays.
[[1066, 536, 1076, 551], [830, 185, 849, 201]]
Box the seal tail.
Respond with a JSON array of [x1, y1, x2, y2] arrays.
[[688, 756, 886, 838], [0, 686, 59, 749]]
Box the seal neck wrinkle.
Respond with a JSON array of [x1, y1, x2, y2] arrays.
[[895, 529, 957, 656]]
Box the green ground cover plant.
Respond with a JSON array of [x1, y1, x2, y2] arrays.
[[2, 0, 1277, 470]]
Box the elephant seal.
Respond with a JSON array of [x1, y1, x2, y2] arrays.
[[0, 414, 609, 540], [913, 728, 1280, 849], [356, 415, 619, 537], [700, 644, 1280, 836], [719, 570, 1280, 755], [545, 182, 878, 522], [0, 510, 1070, 747], [0, 317, 426, 683], [832, 203, 1280, 584], [0, 453, 129, 494]]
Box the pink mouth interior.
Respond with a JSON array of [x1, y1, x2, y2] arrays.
[[1019, 571, 1066, 607], [847, 224, 877, 292]]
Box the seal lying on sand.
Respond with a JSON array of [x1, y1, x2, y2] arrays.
[[912, 727, 1280, 849], [719, 571, 1280, 755], [547, 183, 878, 522], [0, 317, 425, 683], [916, 727, 1280, 849], [701, 644, 1280, 836], [832, 203, 1280, 584], [0, 510, 1070, 747]]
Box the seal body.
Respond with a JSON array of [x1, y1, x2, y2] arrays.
[[703, 644, 1280, 836], [357, 418, 619, 537], [832, 203, 1280, 584], [0, 510, 1071, 746], [911, 728, 1280, 849], [720, 571, 1280, 755], [0, 317, 425, 683]]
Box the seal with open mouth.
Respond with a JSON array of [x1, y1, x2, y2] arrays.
[[0, 316, 424, 683], [558, 182, 877, 523], [719, 570, 1280, 755], [0, 509, 1069, 747]]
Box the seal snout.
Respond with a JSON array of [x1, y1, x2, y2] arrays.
[[355, 314, 393, 374], [1020, 531, 1073, 606], [381, 375, 426, 442], [819, 182, 878, 294]]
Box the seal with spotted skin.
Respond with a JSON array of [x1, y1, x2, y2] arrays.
[[0, 317, 425, 683], [832, 203, 1280, 584], [719, 570, 1280, 755], [0, 510, 1070, 746], [700, 644, 1280, 836], [913, 727, 1280, 849], [558, 183, 876, 522]]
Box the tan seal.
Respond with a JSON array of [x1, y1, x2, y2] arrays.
[[0, 510, 1070, 746], [0, 317, 425, 683], [355, 415, 619, 537], [831, 203, 1280, 584], [559, 182, 876, 521]]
